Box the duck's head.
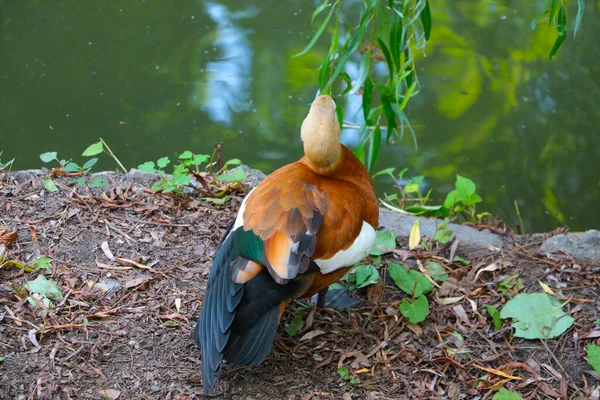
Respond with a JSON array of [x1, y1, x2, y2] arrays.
[[300, 94, 342, 176]]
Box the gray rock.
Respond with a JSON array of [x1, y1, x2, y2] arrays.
[[539, 230, 600, 265], [378, 209, 504, 257]]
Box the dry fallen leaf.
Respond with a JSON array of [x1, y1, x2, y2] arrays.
[[100, 241, 116, 261], [299, 329, 325, 342], [98, 388, 121, 400]]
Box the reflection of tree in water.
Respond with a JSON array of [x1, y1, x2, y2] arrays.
[[197, 3, 258, 125], [376, 0, 600, 231]]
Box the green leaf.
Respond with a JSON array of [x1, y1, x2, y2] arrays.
[[399, 295, 428, 323], [420, 0, 431, 40], [82, 141, 103, 156], [224, 158, 243, 168], [293, 0, 338, 58], [371, 230, 397, 256], [574, 0, 585, 37], [498, 274, 523, 293], [25, 275, 63, 301], [492, 388, 524, 400], [367, 125, 381, 172], [595, 318, 600, 325], [151, 180, 167, 191], [202, 195, 231, 205], [157, 157, 170, 169], [549, 4, 567, 60], [377, 38, 395, 76], [500, 293, 575, 339], [216, 169, 246, 182], [588, 344, 600, 373], [163, 320, 179, 328], [285, 314, 303, 336], [39, 152, 57, 163], [548, 0, 560, 27], [69, 177, 85, 186], [178, 151, 193, 160], [443, 189, 458, 208], [362, 77, 373, 124], [138, 161, 157, 172], [42, 177, 58, 192], [82, 158, 98, 170], [34, 257, 53, 274], [191, 154, 210, 165], [353, 265, 379, 289], [89, 177, 109, 188], [424, 260, 448, 282], [63, 162, 80, 172], [337, 365, 350, 380], [381, 94, 397, 145], [371, 167, 395, 180], [455, 175, 476, 198], [452, 255, 470, 266], [485, 304, 502, 330], [388, 264, 433, 297], [0, 356, 4, 362]]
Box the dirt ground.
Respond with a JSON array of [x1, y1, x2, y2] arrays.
[[0, 170, 599, 400]]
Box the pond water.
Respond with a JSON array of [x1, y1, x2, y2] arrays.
[[1, 0, 599, 232]]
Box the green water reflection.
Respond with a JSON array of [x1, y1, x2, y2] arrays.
[[1, 0, 599, 232]]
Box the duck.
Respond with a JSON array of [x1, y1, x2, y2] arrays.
[[194, 94, 379, 394]]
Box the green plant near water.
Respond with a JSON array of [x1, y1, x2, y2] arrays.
[[39, 151, 108, 190], [374, 167, 487, 224], [137, 149, 247, 197]]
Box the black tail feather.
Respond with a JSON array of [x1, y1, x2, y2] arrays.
[[224, 305, 280, 366]]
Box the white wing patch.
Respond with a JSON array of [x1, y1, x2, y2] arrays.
[[232, 187, 256, 231], [315, 221, 376, 274]]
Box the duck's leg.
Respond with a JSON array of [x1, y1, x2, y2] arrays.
[[316, 287, 328, 308]]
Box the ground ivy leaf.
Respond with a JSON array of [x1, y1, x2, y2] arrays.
[[588, 344, 600, 373], [34, 257, 53, 274], [285, 314, 303, 336], [42, 177, 59, 192], [138, 161, 156, 172], [500, 293, 574, 339], [354, 265, 379, 288], [399, 295, 428, 323], [424, 260, 448, 282], [388, 263, 433, 297], [178, 151, 192, 160], [82, 141, 103, 156], [25, 275, 63, 301], [216, 169, 246, 182], [157, 157, 170, 169], [492, 387, 524, 400], [371, 230, 396, 256], [39, 152, 57, 163], [89, 177, 109, 188]]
